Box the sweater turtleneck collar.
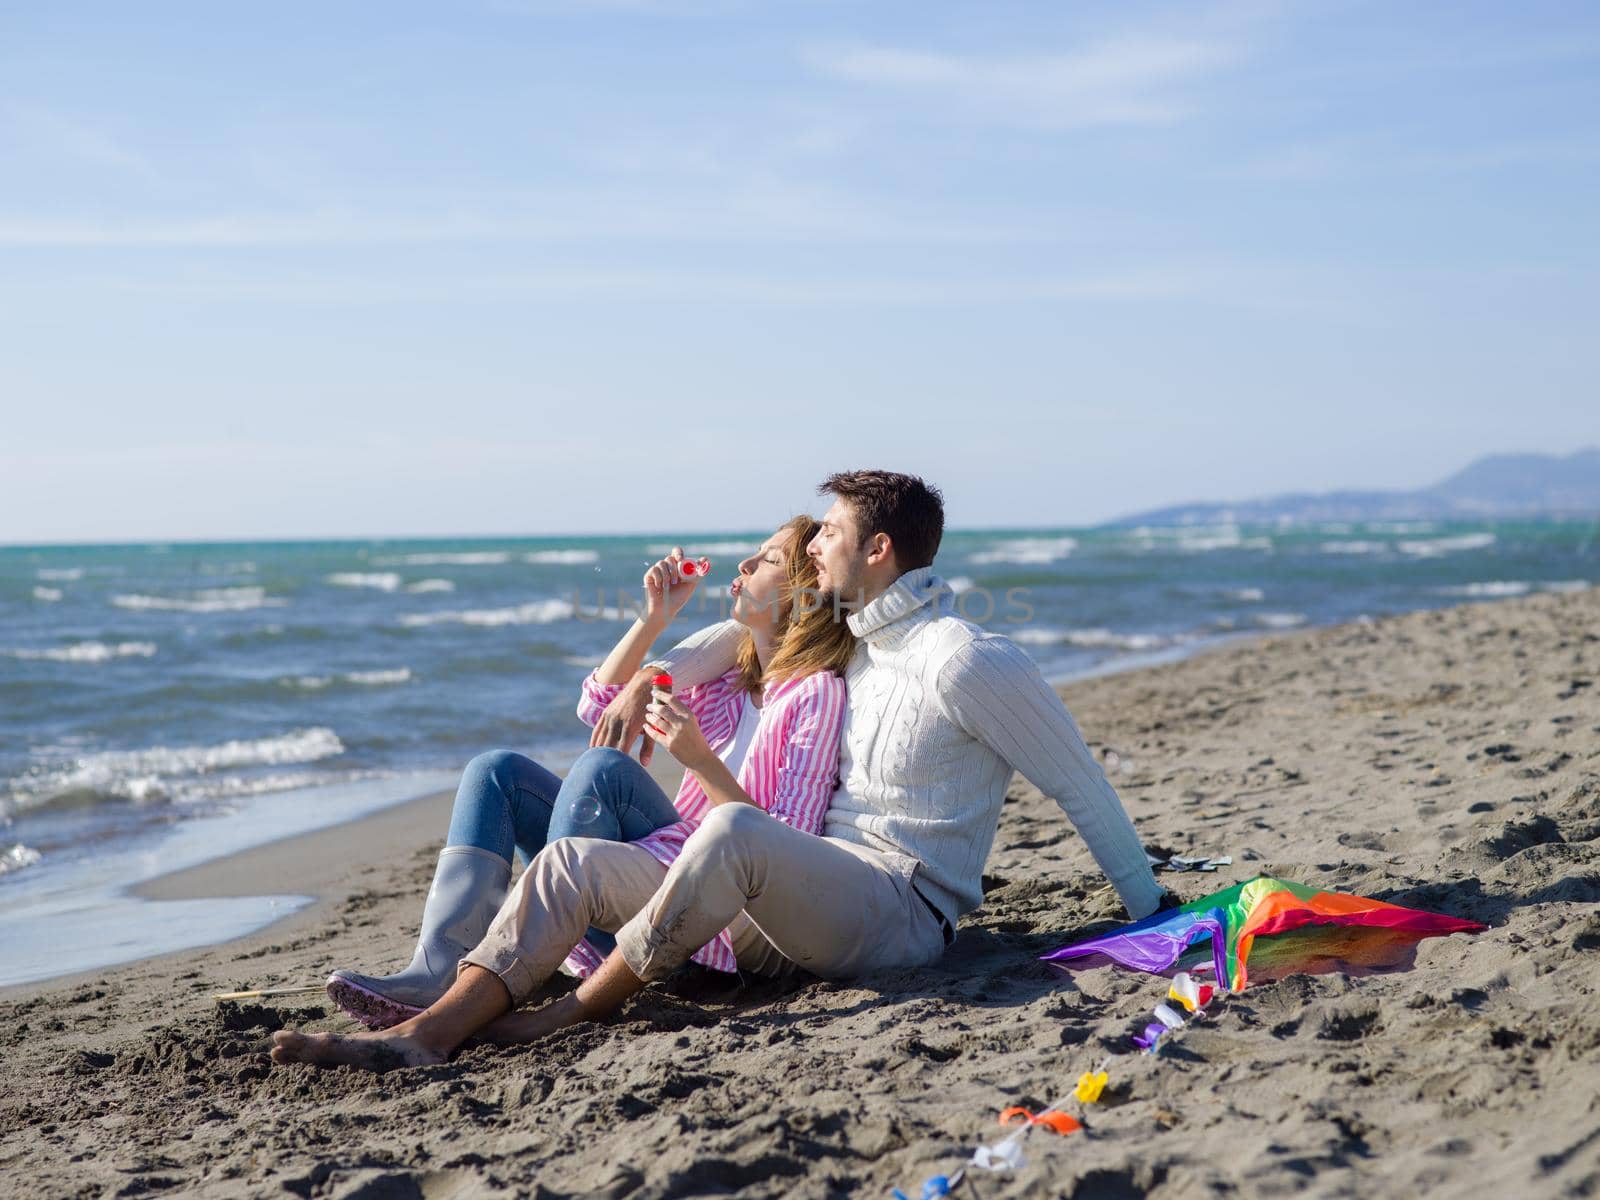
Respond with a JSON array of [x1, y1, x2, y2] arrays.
[[846, 565, 948, 642]]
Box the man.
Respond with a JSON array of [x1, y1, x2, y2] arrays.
[[271, 470, 1165, 1070]]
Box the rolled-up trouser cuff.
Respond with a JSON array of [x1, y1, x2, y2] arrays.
[[458, 942, 539, 1005], [615, 909, 689, 983]]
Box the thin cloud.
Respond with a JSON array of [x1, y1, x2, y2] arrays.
[[0, 264, 1209, 308], [0, 176, 1139, 248], [1, 104, 159, 180], [804, 34, 1242, 129]]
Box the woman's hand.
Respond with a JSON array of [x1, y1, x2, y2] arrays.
[[642, 686, 717, 773], [642, 545, 701, 629]]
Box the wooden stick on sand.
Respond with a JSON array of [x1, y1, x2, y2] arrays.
[[212, 985, 326, 1002]]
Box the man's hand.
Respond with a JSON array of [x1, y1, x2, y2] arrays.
[[590, 667, 661, 763]]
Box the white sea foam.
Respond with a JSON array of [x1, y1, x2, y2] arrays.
[[327, 572, 402, 592], [32, 586, 63, 602], [1320, 540, 1389, 554], [1177, 528, 1244, 552], [1438, 581, 1532, 598], [1014, 626, 1174, 651], [5, 727, 344, 813], [1127, 525, 1271, 554], [1542, 580, 1592, 594], [37, 568, 83, 581], [526, 549, 600, 565], [400, 599, 583, 627], [1366, 521, 1436, 534], [346, 668, 412, 685], [0, 843, 42, 876], [1226, 587, 1265, 602], [1397, 532, 1496, 557], [111, 586, 283, 613], [6, 641, 157, 664], [968, 537, 1078, 566], [944, 575, 975, 594], [1253, 612, 1307, 629], [374, 551, 512, 566], [405, 578, 456, 593], [287, 668, 411, 690]]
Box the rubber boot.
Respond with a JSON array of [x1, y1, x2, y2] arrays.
[[326, 844, 512, 1029]]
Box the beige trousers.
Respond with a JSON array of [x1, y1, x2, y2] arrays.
[[462, 803, 949, 1004]]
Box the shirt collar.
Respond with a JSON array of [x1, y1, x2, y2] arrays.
[[846, 565, 949, 641]]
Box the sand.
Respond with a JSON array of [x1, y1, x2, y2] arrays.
[[1, 587, 1597, 1199]]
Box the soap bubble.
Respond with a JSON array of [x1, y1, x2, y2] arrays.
[[570, 796, 603, 827]]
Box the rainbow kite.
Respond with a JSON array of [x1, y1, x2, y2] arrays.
[[1041, 876, 1485, 993]]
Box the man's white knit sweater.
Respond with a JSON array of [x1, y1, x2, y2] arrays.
[[655, 566, 1163, 922]]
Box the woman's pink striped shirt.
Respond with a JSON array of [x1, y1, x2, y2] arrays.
[[566, 664, 846, 975]]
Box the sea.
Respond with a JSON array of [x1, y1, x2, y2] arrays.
[[1, 520, 1595, 986]]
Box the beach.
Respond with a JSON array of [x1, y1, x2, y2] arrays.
[[1, 585, 1596, 1199]]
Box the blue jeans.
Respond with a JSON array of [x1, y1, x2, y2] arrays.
[[445, 747, 681, 955]]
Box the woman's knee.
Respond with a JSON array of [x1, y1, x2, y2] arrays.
[[463, 748, 524, 788], [564, 746, 634, 790]]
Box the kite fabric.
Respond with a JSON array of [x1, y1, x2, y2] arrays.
[[1041, 876, 1486, 993]]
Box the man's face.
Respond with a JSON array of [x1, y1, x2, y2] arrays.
[[806, 497, 868, 602]]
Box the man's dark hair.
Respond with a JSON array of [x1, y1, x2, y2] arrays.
[[818, 470, 945, 570]]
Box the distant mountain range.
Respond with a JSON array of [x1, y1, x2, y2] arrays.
[[1108, 449, 1600, 526]]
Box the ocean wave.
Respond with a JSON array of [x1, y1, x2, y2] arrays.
[[6, 641, 157, 664], [1014, 626, 1175, 651], [4, 727, 345, 814], [1438, 581, 1531, 598], [944, 575, 975, 594], [1225, 587, 1265, 602], [32, 586, 62, 602], [405, 578, 456, 593], [1127, 525, 1273, 554], [526, 549, 600, 565], [373, 551, 511, 566], [0, 843, 42, 877], [1366, 521, 1436, 534], [968, 537, 1078, 566], [1397, 532, 1496, 557], [1543, 580, 1592, 594], [36, 568, 83, 581], [400, 599, 580, 627], [646, 541, 757, 557], [111, 586, 284, 613], [285, 668, 412, 690], [1253, 612, 1307, 629], [1320, 540, 1389, 554], [327, 572, 402, 592]]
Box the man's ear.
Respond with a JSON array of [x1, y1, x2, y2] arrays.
[[866, 532, 894, 566]]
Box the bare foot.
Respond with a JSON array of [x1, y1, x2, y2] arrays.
[[479, 995, 586, 1046], [269, 1028, 444, 1072]]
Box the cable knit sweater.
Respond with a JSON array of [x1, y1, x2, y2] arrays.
[[654, 566, 1163, 923]]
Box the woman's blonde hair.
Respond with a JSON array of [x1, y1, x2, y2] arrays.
[[732, 514, 856, 696]]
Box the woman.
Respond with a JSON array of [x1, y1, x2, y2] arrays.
[[325, 515, 853, 1028]]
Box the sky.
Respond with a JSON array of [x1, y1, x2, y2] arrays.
[[2, 0, 1597, 544]]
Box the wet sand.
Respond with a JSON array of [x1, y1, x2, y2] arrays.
[[1, 587, 1596, 1199]]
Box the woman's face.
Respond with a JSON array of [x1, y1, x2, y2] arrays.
[[729, 529, 793, 635]]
